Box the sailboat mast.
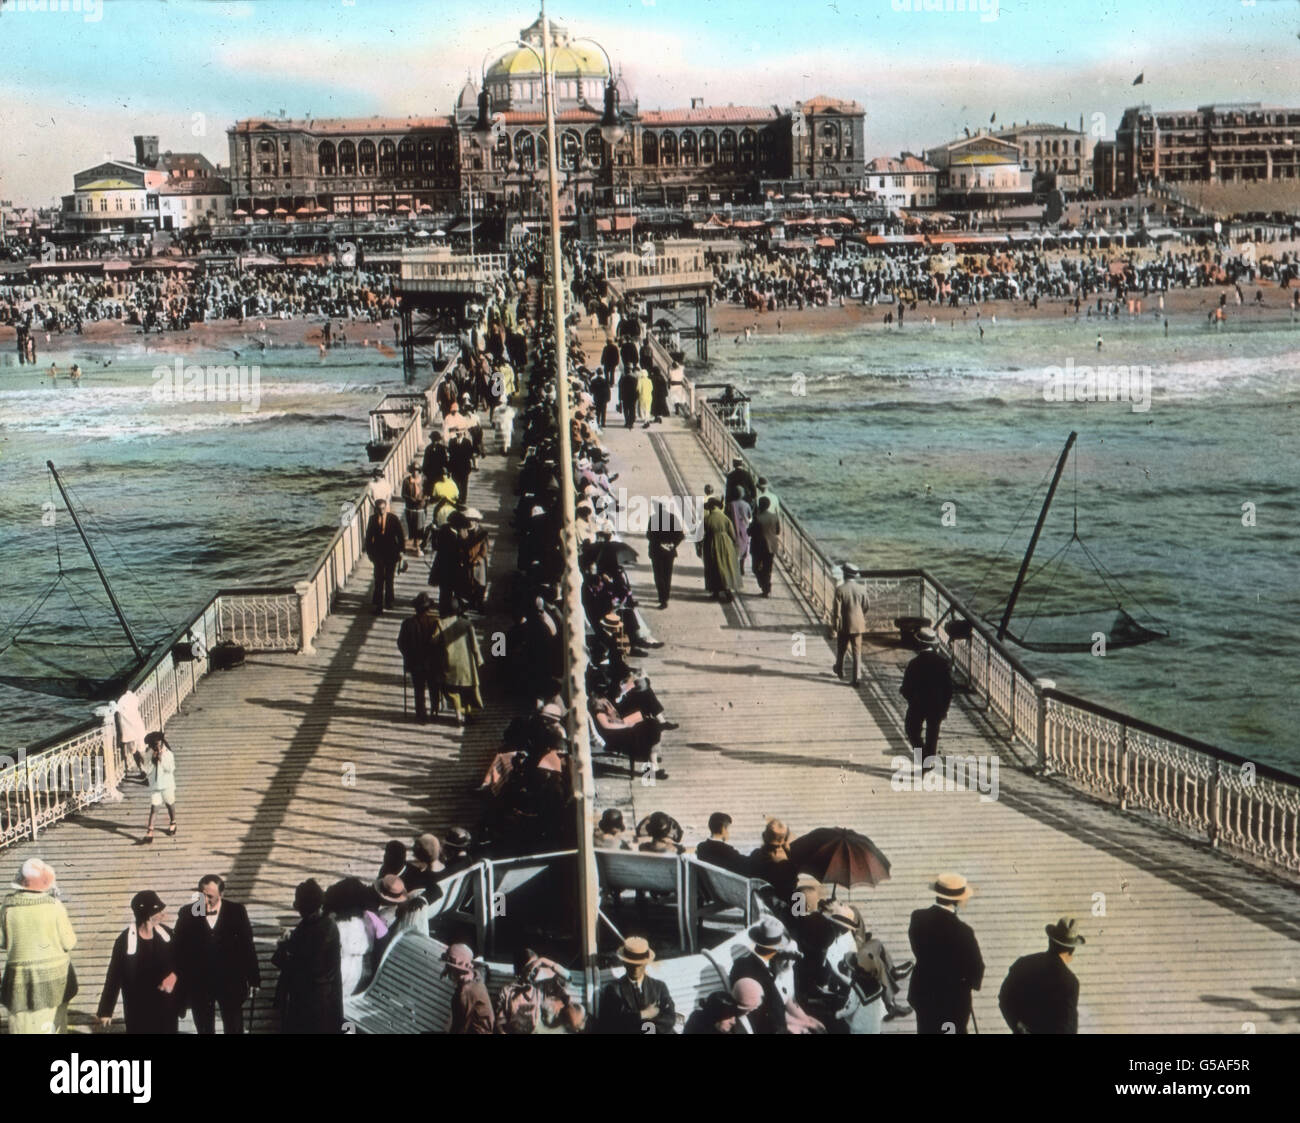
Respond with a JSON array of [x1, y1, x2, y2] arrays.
[[46, 461, 146, 662], [997, 432, 1077, 643]]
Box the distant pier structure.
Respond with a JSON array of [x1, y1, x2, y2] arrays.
[[600, 238, 714, 360], [397, 246, 508, 377]]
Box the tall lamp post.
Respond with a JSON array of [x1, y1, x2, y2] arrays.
[[596, 74, 631, 249]]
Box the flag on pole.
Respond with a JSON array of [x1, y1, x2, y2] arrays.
[[990, 112, 996, 124], [1132, 72, 1144, 86]]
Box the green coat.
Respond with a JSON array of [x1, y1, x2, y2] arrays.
[[0, 889, 78, 1013], [439, 615, 484, 707], [701, 508, 740, 593]]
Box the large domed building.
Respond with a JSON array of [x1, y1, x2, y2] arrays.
[[226, 12, 865, 228]]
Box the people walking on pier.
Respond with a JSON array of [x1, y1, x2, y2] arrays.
[[749, 497, 781, 597], [998, 917, 1085, 1034], [447, 429, 476, 507], [900, 627, 953, 755], [437, 609, 484, 726], [617, 367, 639, 431], [831, 565, 870, 686], [398, 593, 444, 724], [589, 369, 611, 428], [271, 879, 343, 1035], [725, 457, 757, 506], [401, 461, 426, 556], [97, 891, 179, 1034], [0, 859, 78, 1035], [755, 477, 782, 518], [730, 494, 753, 577], [907, 873, 983, 1035], [174, 874, 261, 1034], [364, 497, 405, 614], [142, 730, 177, 842], [596, 937, 676, 1034], [700, 498, 739, 601]]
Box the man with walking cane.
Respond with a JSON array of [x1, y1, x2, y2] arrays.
[[397, 593, 443, 724]]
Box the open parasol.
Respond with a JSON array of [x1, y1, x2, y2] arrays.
[[787, 827, 891, 896]]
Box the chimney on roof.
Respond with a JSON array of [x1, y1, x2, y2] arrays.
[[133, 135, 159, 168], [691, 97, 704, 110]]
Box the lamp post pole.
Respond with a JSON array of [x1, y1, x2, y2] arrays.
[[538, 0, 600, 1012]]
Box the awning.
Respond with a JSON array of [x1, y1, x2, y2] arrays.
[[445, 220, 478, 233], [861, 234, 927, 245], [927, 234, 1009, 246], [814, 236, 837, 248], [596, 215, 636, 233]]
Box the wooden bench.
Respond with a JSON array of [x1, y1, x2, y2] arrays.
[[344, 931, 457, 1034], [595, 849, 686, 950], [684, 858, 764, 946]]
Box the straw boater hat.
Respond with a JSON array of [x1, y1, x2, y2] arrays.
[[616, 936, 656, 965], [1046, 917, 1086, 949], [12, 858, 56, 893], [375, 874, 408, 905], [933, 872, 974, 904], [916, 627, 939, 648]]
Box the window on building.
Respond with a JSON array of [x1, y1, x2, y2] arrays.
[[585, 127, 604, 167], [660, 131, 677, 166], [514, 131, 536, 169], [379, 140, 396, 175], [419, 138, 436, 174], [739, 129, 756, 166], [719, 130, 737, 166], [358, 140, 377, 175], [100, 198, 108, 211], [318, 141, 336, 175], [399, 138, 416, 173], [339, 140, 356, 175], [700, 130, 717, 166], [680, 130, 698, 166], [642, 132, 659, 166]]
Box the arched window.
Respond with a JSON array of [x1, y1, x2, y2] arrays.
[[700, 130, 717, 165], [495, 131, 512, 168], [514, 131, 536, 168], [258, 138, 274, 153], [819, 121, 841, 159], [560, 129, 581, 170], [1074, 140, 1081, 155], [419, 138, 435, 174], [719, 129, 737, 166], [642, 131, 659, 166], [739, 129, 756, 166], [378, 140, 396, 175], [680, 130, 698, 166], [398, 138, 416, 173], [438, 136, 454, 168], [338, 140, 356, 175], [758, 130, 773, 165], [1035, 141, 1042, 156], [358, 140, 377, 175], [1035, 159, 1041, 172], [585, 127, 604, 167], [317, 140, 336, 175], [660, 131, 677, 166]]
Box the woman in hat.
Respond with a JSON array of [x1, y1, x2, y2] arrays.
[[700, 497, 740, 602], [97, 891, 179, 1034], [142, 731, 176, 843], [0, 859, 78, 1034], [324, 878, 387, 997]]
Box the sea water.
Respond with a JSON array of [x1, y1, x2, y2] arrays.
[[0, 343, 406, 748], [705, 314, 1300, 769]]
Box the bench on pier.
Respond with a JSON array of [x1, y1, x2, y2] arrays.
[[684, 858, 766, 942], [344, 931, 455, 1034], [595, 849, 687, 949]]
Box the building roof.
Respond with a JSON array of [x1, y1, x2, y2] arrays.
[[996, 122, 1081, 136], [867, 155, 937, 175], [487, 16, 608, 80], [231, 116, 456, 134], [77, 178, 142, 192], [640, 106, 780, 126], [798, 94, 863, 113], [161, 152, 214, 171], [158, 177, 231, 196]]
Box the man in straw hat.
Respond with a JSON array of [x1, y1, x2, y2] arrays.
[[998, 918, 1085, 1034], [907, 872, 984, 1034], [1, 859, 78, 1034], [900, 626, 953, 756], [831, 564, 870, 686], [596, 936, 676, 1034]]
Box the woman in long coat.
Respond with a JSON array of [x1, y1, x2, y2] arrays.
[[700, 499, 740, 601], [97, 891, 179, 1034], [439, 613, 484, 725], [0, 859, 77, 1034]]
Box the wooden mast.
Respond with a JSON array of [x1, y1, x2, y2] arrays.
[[47, 461, 146, 662], [997, 432, 1077, 644]]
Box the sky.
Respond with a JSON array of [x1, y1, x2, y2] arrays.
[[0, 0, 1297, 206]]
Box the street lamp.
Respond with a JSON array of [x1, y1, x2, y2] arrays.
[[597, 77, 632, 249], [467, 87, 497, 257]]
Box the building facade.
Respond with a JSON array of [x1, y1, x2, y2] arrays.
[[226, 15, 866, 224], [61, 160, 164, 235], [865, 154, 938, 209], [1110, 103, 1300, 195], [993, 121, 1094, 195], [158, 177, 233, 231], [925, 132, 1030, 208]]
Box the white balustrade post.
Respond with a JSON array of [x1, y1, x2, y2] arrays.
[[1034, 678, 1054, 773], [97, 705, 124, 802], [295, 581, 316, 656], [1117, 720, 1130, 810]]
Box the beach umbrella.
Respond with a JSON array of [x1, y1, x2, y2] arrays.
[[396, 204, 412, 213], [413, 229, 430, 238], [254, 208, 269, 216], [273, 207, 288, 215], [787, 827, 891, 896], [233, 208, 249, 217]]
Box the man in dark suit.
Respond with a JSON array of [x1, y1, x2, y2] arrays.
[[589, 370, 611, 428], [900, 627, 954, 755], [908, 873, 983, 1034], [748, 497, 781, 597], [695, 812, 751, 876], [831, 564, 870, 686], [999, 918, 1085, 1034], [271, 879, 343, 1035], [617, 369, 639, 431], [174, 874, 260, 1034], [724, 457, 757, 506], [646, 501, 686, 608], [364, 497, 406, 614], [596, 937, 676, 1034], [397, 593, 443, 723]]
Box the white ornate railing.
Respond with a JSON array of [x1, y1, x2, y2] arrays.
[[685, 380, 1300, 876]]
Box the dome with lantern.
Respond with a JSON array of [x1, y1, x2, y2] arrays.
[[484, 15, 613, 112]]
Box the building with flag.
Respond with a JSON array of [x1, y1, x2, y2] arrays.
[[924, 131, 1030, 208]]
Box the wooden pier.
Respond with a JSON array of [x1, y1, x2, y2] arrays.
[[3, 384, 1297, 1034]]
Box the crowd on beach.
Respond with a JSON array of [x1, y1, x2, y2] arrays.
[[1, 238, 1088, 1036], [714, 243, 1300, 315], [1, 264, 398, 341]]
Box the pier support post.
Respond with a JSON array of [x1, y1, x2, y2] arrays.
[[295, 581, 316, 656], [1034, 679, 1054, 773]]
